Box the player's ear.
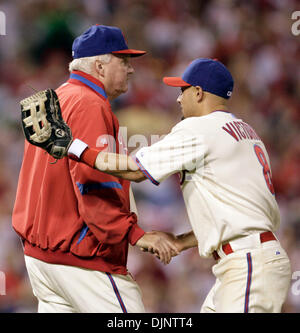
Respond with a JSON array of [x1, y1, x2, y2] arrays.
[[195, 86, 203, 103]]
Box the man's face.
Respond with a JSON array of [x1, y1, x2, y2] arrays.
[[177, 86, 199, 118], [101, 55, 134, 100]]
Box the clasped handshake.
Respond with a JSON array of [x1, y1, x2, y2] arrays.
[[135, 231, 196, 265]]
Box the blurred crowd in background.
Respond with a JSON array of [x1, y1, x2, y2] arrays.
[[0, 0, 299, 313]]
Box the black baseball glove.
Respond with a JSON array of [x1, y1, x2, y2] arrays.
[[20, 89, 73, 159]]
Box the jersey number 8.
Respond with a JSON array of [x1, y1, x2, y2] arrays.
[[254, 144, 275, 195]]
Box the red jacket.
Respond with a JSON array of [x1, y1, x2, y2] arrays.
[[12, 71, 145, 275]]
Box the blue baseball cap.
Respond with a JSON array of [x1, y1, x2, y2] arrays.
[[163, 58, 234, 99], [72, 25, 146, 59]]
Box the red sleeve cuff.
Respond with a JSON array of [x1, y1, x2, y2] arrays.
[[128, 224, 145, 246], [80, 147, 99, 168]]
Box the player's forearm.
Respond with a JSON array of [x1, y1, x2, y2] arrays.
[[94, 152, 146, 181], [68, 139, 146, 182], [175, 231, 198, 252]]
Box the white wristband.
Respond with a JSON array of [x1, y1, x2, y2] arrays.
[[68, 139, 88, 159]]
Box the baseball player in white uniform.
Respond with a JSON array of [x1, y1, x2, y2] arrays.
[[34, 58, 292, 312]]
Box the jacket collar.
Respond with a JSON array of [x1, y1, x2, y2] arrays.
[[68, 70, 107, 100]]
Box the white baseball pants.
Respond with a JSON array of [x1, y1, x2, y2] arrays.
[[24, 255, 145, 313], [201, 240, 291, 313]]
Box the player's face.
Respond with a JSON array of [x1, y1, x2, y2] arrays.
[[177, 86, 198, 118], [101, 55, 134, 100]]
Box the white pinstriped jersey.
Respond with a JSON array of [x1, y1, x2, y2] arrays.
[[135, 111, 280, 258]]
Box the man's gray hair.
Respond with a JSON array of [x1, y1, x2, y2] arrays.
[[68, 54, 112, 74]]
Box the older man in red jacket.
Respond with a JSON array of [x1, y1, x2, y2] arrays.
[[12, 25, 178, 313]]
